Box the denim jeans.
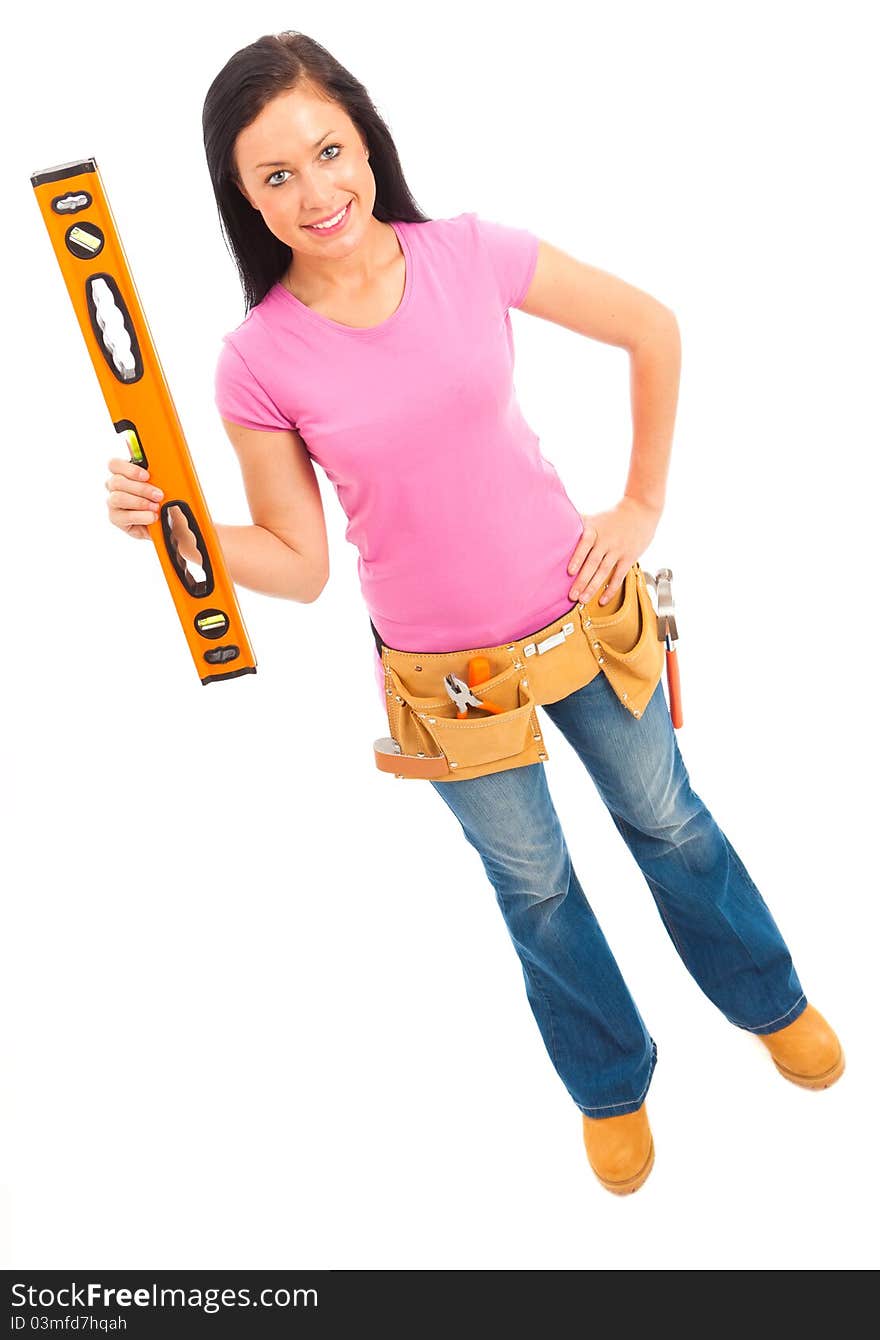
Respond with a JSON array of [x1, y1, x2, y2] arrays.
[[429, 671, 806, 1118]]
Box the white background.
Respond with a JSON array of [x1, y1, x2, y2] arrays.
[[3, 0, 877, 1271]]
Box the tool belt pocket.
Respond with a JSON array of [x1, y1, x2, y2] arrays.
[[581, 562, 665, 718], [374, 561, 671, 780], [386, 661, 538, 771]]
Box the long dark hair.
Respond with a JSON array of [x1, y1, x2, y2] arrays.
[[202, 30, 431, 313]]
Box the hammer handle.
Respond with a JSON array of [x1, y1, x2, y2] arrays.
[[665, 646, 683, 728]]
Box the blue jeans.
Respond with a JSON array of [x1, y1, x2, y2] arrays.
[[429, 672, 806, 1118]]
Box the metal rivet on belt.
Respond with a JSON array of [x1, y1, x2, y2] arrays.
[[597, 656, 605, 665], [633, 710, 641, 718], [533, 733, 542, 741], [428, 717, 437, 724], [514, 660, 523, 669], [622, 692, 628, 701], [584, 617, 592, 627], [395, 695, 404, 703], [592, 641, 600, 649], [521, 678, 529, 687], [450, 761, 459, 768], [415, 666, 423, 672], [538, 752, 547, 761]]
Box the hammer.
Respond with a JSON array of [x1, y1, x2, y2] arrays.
[[643, 567, 683, 728]]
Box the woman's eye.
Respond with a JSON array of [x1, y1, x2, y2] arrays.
[[266, 146, 341, 187]]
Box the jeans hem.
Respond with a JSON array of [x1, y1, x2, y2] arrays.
[[575, 1038, 658, 1118], [733, 993, 808, 1036]]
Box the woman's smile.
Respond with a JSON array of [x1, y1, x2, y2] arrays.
[[302, 199, 353, 235]]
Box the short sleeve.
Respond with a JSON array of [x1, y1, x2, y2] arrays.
[[214, 338, 293, 433], [470, 213, 540, 311]]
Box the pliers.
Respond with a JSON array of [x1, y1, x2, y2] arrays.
[[443, 673, 506, 720]]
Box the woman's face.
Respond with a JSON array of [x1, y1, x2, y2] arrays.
[[233, 84, 375, 258]]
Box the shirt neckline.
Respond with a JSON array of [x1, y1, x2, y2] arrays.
[[270, 219, 414, 339]]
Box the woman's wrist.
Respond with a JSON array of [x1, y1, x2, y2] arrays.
[[622, 493, 663, 518]]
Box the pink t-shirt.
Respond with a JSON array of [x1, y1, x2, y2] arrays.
[[214, 211, 585, 708]]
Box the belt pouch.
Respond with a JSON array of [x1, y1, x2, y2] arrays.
[[375, 561, 666, 781]]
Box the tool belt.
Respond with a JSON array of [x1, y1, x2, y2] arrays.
[[372, 560, 667, 782]]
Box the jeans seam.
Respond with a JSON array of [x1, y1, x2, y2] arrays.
[[727, 840, 769, 907], [577, 1040, 657, 1115], [522, 959, 561, 1073], [735, 993, 807, 1033], [652, 892, 691, 966], [719, 842, 804, 1031]]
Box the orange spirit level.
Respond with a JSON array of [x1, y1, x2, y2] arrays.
[[30, 156, 257, 685]]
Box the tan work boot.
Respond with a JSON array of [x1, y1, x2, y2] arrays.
[[758, 1002, 845, 1089], [581, 1103, 654, 1195]]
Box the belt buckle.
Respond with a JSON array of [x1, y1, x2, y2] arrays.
[[523, 621, 575, 658]]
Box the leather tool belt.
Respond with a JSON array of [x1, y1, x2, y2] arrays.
[[372, 561, 666, 782]]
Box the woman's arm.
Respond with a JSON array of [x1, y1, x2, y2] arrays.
[[216, 419, 330, 602], [518, 239, 680, 513], [518, 240, 681, 603]]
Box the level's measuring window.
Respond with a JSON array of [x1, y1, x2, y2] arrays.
[[65, 222, 104, 258], [115, 419, 147, 468], [194, 610, 230, 640]]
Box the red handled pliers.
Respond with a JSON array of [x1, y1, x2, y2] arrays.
[[443, 673, 506, 720]]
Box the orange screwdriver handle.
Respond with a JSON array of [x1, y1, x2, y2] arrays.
[[463, 656, 505, 714], [665, 646, 683, 728], [468, 656, 493, 687]]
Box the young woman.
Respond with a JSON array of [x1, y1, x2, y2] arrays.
[[105, 31, 843, 1195]]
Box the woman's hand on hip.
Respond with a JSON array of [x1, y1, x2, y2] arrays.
[[567, 497, 661, 605]]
